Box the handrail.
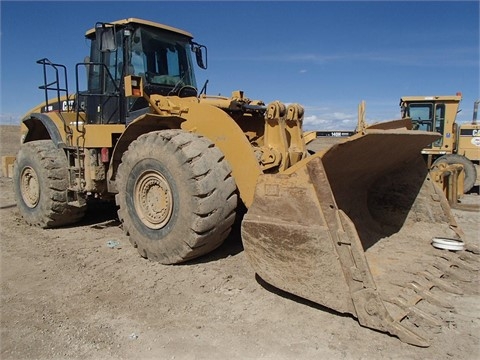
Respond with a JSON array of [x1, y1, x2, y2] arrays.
[[36, 58, 69, 113]]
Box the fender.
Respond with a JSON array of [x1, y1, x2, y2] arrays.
[[22, 113, 66, 148], [180, 100, 262, 207], [108, 101, 262, 206], [108, 112, 184, 193]]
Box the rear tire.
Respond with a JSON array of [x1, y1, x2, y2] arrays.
[[13, 140, 87, 228], [432, 154, 476, 193], [115, 130, 237, 264]]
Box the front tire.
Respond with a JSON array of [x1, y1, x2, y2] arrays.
[[432, 154, 477, 193], [116, 130, 237, 264], [13, 140, 86, 228]]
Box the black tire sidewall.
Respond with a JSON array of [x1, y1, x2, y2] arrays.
[[117, 132, 202, 259], [13, 141, 68, 226], [433, 154, 476, 192], [117, 130, 237, 263]]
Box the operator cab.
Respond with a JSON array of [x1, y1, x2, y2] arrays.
[[81, 18, 207, 124], [400, 94, 462, 150], [401, 100, 446, 147]]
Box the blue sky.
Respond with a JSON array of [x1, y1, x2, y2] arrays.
[[1, 1, 478, 130]]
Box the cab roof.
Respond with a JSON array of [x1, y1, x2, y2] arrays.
[[85, 18, 194, 39], [400, 95, 462, 102]]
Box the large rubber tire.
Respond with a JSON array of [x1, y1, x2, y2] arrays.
[[432, 154, 477, 193], [115, 130, 237, 264], [13, 140, 87, 228]]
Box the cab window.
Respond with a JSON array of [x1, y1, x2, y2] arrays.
[[433, 104, 445, 147], [128, 27, 196, 88], [409, 103, 433, 131]]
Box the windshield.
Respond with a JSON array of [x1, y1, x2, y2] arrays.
[[129, 26, 197, 89], [408, 102, 445, 147], [408, 103, 433, 131]]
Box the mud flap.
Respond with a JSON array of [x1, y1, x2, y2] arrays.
[[241, 129, 477, 346]]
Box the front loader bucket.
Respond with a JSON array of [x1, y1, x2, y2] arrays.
[[241, 128, 478, 347]]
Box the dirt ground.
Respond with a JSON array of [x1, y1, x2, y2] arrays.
[[1, 125, 479, 360]]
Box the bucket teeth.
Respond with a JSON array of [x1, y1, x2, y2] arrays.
[[419, 270, 464, 295], [407, 281, 453, 309], [437, 252, 479, 272], [388, 321, 430, 348], [432, 261, 472, 283], [404, 268, 464, 293], [381, 247, 479, 345], [393, 296, 443, 328], [458, 251, 480, 271], [458, 250, 480, 266], [465, 243, 480, 255]]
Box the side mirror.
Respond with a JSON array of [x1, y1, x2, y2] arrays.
[[192, 43, 207, 70], [95, 23, 116, 52]]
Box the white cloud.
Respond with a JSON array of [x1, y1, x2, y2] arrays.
[[223, 46, 477, 68], [0, 113, 21, 125], [303, 111, 357, 131], [301, 102, 403, 131]]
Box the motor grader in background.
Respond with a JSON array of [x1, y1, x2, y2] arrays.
[[12, 18, 478, 347], [400, 94, 480, 194]]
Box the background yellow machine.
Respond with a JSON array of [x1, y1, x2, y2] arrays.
[[13, 18, 478, 347], [400, 94, 480, 193]]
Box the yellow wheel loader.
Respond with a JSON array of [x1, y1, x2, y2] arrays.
[[14, 18, 478, 347]]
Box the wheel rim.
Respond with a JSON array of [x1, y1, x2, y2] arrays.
[[134, 170, 174, 229], [20, 166, 40, 208]]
